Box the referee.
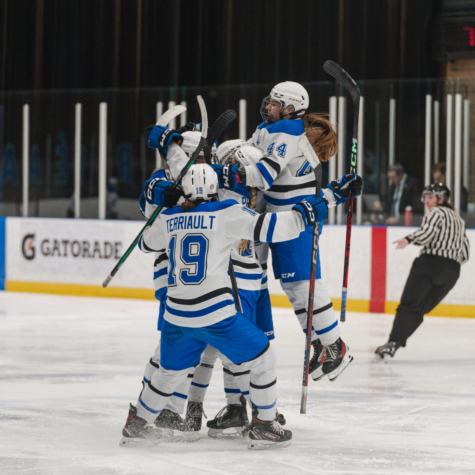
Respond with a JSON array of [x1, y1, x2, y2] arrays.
[[375, 183, 470, 362]]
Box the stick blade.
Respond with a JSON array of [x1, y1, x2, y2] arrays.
[[203, 109, 237, 163], [156, 104, 186, 127], [323, 60, 361, 102]]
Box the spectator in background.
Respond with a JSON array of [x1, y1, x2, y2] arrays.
[[432, 163, 468, 212], [385, 164, 423, 225]]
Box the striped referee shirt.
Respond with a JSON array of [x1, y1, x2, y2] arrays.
[[406, 206, 470, 264]]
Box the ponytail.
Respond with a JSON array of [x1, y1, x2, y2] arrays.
[[302, 113, 338, 163]]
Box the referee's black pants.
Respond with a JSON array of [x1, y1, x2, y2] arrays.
[[389, 255, 460, 347]]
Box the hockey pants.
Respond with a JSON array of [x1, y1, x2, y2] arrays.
[[137, 316, 277, 423]]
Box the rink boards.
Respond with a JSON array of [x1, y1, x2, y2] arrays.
[[0, 216, 474, 317]]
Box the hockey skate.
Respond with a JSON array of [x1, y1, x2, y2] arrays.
[[155, 409, 200, 442], [185, 401, 205, 431], [207, 396, 248, 439], [252, 405, 286, 426], [374, 341, 401, 363], [309, 339, 325, 381], [321, 337, 353, 381], [247, 414, 292, 450], [120, 404, 166, 446]]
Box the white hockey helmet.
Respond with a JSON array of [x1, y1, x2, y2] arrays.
[[216, 139, 247, 166], [181, 131, 217, 161], [181, 164, 218, 201], [261, 81, 309, 122], [234, 145, 264, 166]]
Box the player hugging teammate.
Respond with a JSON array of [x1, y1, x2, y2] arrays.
[[121, 82, 363, 450]]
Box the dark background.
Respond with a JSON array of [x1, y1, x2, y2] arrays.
[[1, 0, 475, 218], [0, 0, 445, 92]]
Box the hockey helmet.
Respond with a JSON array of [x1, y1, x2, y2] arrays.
[[421, 183, 450, 203], [181, 164, 218, 201], [234, 145, 264, 166], [181, 131, 217, 161], [261, 81, 309, 122], [216, 139, 247, 166]]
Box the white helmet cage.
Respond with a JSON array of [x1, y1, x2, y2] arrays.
[[234, 145, 264, 167], [181, 131, 217, 162], [216, 139, 247, 166], [260, 81, 309, 122], [181, 163, 219, 201]]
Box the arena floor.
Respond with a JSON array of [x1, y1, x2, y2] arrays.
[[1, 292, 474, 475]]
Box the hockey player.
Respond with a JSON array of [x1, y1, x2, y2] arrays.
[[187, 141, 280, 438], [121, 159, 329, 449], [210, 82, 363, 382], [138, 133, 272, 439], [136, 130, 217, 436]]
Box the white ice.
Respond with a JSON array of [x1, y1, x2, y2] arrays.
[[1, 291, 475, 475]]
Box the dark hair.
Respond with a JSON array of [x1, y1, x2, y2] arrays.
[[388, 163, 405, 175], [432, 162, 446, 176]]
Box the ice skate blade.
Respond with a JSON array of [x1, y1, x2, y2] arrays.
[[247, 439, 292, 450], [119, 436, 162, 447], [374, 353, 391, 364], [310, 368, 325, 381], [327, 353, 353, 381], [208, 427, 245, 439]]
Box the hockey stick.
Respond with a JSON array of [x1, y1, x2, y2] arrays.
[[298, 135, 322, 415], [203, 109, 237, 164], [323, 60, 361, 323], [228, 262, 242, 313], [102, 96, 208, 288]]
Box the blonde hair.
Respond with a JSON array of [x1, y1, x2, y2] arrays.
[[302, 113, 338, 162]]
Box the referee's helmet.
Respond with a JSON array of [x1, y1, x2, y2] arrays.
[[421, 183, 450, 203]]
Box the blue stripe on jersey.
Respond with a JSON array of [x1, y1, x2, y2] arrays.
[[234, 272, 263, 280], [266, 214, 277, 241], [251, 399, 277, 410], [191, 382, 209, 388], [165, 299, 235, 318], [162, 199, 237, 216], [257, 121, 267, 130], [153, 268, 167, 280], [262, 276, 268, 284], [315, 320, 338, 335], [264, 194, 310, 206], [264, 118, 304, 136], [173, 392, 187, 399], [256, 162, 274, 188]]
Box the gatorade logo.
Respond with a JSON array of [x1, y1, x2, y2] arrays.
[[22, 234, 35, 260]]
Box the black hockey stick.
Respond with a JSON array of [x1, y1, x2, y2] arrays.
[[228, 262, 242, 313], [323, 60, 361, 322], [203, 109, 237, 164], [298, 135, 322, 414], [102, 96, 208, 288]]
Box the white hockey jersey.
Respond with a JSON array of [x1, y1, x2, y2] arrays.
[[139, 200, 306, 328], [244, 119, 336, 212]]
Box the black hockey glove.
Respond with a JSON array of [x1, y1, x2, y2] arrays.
[[147, 125, 183, 156], [178, 122, 196, 134], [163, 185, 184, 208]]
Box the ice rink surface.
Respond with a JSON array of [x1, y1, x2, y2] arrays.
[[1, 292, 474, 475]]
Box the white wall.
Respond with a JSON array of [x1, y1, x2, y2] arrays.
[[5, 218, 475, 308]]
